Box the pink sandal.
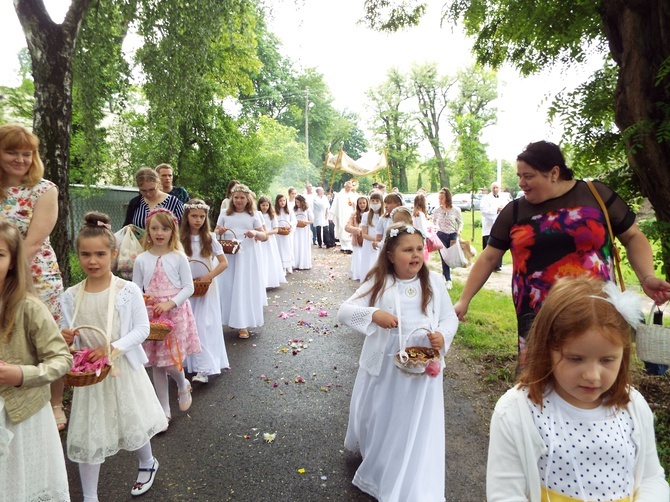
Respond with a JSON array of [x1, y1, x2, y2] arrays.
[[178, 382, 192, 412]]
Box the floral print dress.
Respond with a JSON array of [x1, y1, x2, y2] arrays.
[[2, 179, 63, 322]]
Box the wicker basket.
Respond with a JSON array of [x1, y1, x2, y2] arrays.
[[217, 229, 241, 254], [636, 305, 670, 365], [394, 346, 441, 374], [189, 259, 212, 297], [64, 325, 112, 387], [277, 219, 291, 235], [147, 322, 172, 341]]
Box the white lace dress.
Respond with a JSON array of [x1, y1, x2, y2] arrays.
[[341, 276, 450, 502], [0, 397, 70, 501], [293, 208, 314, 270], [66, 287, 168, 464]]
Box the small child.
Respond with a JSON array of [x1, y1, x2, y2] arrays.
[[487, 276, 669, 501], [133, 208, 201, 419], [62, 212, 168, 499], [344, 196, 369, 281], [374, 192, 404, 250], [215, 184, 267, 338], [180, 200, 230, 384], [0, 217, 72, 501], [338, 223, 459, 501], [293, 194, 314, 270], [257, 195, 287, 288], [359, 191, 384, 278], [275, 194, 296, 275]]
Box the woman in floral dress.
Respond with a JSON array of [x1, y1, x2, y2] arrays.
[[0, 124, 67, 429]]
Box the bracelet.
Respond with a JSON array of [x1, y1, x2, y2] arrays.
[[640, 274, 655, 286]]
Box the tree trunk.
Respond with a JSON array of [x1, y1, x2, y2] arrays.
[[14, 0, 90, 288], [601, 0, 670, 278]]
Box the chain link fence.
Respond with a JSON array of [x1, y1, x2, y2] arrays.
[[68, 185, 138, 247]]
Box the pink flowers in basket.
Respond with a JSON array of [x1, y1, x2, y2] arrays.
[[71, 349, 109, 376]]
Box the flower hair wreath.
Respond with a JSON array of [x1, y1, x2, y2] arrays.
[[387, 225, 426, 240], [146, 207, 178, 226], [184, 203, 210, 211], [231, 185, 251, 194]]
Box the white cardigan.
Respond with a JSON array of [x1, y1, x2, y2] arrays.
[[337, 271, 459, 376], [487, 386, 669, 502], [132, 250, 194, 306], [61, 279, 150, 371]]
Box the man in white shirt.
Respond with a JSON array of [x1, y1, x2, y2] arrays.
[[480, 181, 512, 271], [330, 181, 358, 253], [312, 187, 332, 248], [304, 182, 317, 245]]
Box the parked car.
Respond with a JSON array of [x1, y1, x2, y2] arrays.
[[472, 193, 483, 210], [452, 193, 473, 211]]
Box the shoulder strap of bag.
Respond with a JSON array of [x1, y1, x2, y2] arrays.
[[586, 180, 625, 291]]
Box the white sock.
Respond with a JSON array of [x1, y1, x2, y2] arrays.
[[79, 462, 101, 501], [134, 441, 155, 484], [151, 367, 171, 416], [166, 365, 189, 392]]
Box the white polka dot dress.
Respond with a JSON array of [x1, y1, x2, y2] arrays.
[[529, 390, 635, 501]]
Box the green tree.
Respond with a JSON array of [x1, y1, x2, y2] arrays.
[[409, 62, 456, 188], [367, 68, 420, 191]]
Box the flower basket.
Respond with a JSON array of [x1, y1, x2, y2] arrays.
[[394, 346, 441, 374], [147, 321, 173, 341], [64, 325, 112, 387], [636, 305, 670, 365], [277, 219, 291, 235], [217, 229, 241, 254], [189, 259, 212, 298]]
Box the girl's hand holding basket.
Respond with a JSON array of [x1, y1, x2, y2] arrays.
[[152, 301, 176, 317], [427, 331, 445, 351]]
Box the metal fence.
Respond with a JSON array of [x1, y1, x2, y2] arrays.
[[68, 184, 138, 246]]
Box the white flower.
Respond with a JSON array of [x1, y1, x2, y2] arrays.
[[263, 432, 276, 443], [406, 226, 415, 234], [389, 228, 399, 238]]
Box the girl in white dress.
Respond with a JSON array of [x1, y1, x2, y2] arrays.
[[412, 194, 431, 262], [275, 194, 295, 275], [180, 199, 230, 384], [487, 277, 669, 502], [215, 184, 267, 338], [374, 192, 404, 250], [337, 223, 459, 502], [0, 217, 72, 502], [258, 195, 287, 288], [360, 191, 383, 278], [133, 209, 201, 421], [344, 196, 369, 281], [62, 212, 168, 499], [292, 194, 314, 270]]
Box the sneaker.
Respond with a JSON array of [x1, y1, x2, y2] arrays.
[[446, 280, 453, 290], [192, 373, 209, 384], [238, 329, 250, 339]]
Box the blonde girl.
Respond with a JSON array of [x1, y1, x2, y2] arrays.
[[488, 277, 669, 501], [257, 195, 286, 288], [374, 192, 404, 249], [338, 223, 458, 501], [0, 217, 72, 501], [360, 191, 384, 277], [215, 184, 267, 338], [292, 194, 314, 270], [345, 196, 369, 281], [275, 194, 296, 275], [133, 208, 200, 420], [62, 212, 167, 499], [180, 200, 229, 384]]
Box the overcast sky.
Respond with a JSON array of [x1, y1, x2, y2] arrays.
[[1, 0, 603, 163]]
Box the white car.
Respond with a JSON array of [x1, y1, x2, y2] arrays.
[[452, 193, 473, 211]]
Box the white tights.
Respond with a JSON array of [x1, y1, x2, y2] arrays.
[[78, 441, 154, 501], [152, 365, 188, 416]]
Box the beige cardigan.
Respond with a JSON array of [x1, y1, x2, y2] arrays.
[[0, 296, 72, 424]]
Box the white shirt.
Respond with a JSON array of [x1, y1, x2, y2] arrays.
[[480, 191, 512, 237]]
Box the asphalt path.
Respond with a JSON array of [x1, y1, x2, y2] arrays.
[[64, 246, 487, 501]]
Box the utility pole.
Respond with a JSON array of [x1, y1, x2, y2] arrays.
[[304, 87, 309, 159]]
